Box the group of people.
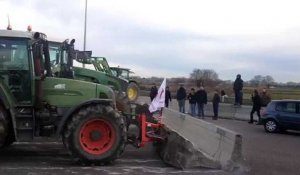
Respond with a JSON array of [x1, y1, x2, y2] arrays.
[[177, 85, 211, 119], [232, 74, 272, 124], [149, 83, 220, 120], [149, 74, 271, 122]]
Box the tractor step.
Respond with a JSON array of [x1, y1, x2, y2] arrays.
[[15, 107, 34, 141]]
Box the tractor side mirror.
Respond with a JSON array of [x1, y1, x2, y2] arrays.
[[75, 51, 92, 63]]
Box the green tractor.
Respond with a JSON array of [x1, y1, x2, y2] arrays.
[[73, 56, 139, 112], [48, 39, 139, 114], [0, 30, 127, 164]]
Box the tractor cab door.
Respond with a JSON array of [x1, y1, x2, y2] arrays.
[[0, 38, 33, 105]]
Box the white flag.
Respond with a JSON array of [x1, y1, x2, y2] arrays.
[[149, 78, 166, 113]]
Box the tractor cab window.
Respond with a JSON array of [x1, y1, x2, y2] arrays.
[[111, 69, 117, 77], [49, 41, 69, 77], [0, 38, 31, 103], [119, 69, 130, 80], [49, 43, 60, 66]]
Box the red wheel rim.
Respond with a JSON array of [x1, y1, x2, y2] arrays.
[[79, 119, 116, 155]]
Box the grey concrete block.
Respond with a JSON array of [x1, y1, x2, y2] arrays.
[[159, 108, 243, 171]]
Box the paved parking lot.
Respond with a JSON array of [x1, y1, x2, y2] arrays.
[[208, 118, 300, 175], [0, 141, 230, 175]]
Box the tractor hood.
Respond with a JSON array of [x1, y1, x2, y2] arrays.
[[42, 77, 115, 108]]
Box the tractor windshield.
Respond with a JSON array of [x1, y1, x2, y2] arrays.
[[0, 38, 32, 103], [110, 68, 131, 80], [49, 42, 60, 66], [0, 38, 29, 70]]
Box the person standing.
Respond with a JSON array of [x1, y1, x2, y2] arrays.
[[249, 89, 262, 124], [176, 84, 187, 113], [260, 88, 271, 107], [187, 88, 197, 116], [212, 90, 221, 120], [196, 86, 207, 119], [165, 86, 172, 108], [149, 84, 158, 102], [220, 90, 228, 103], [233, 74, 243, 106]]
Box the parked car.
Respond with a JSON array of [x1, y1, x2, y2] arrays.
[[261, 100, 300, 133]]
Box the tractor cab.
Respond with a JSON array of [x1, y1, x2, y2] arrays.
[[0, 32, 32, 104], [110, 67, 133, 81], [48, 38, 76, 78]]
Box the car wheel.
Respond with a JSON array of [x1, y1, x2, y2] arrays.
[[264, 119, 278, 133]]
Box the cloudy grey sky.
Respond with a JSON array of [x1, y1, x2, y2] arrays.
[[1, 0, 300, 82]]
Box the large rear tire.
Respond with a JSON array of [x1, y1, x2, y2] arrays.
[[0, 105, 9, 147], [63, 104, 127, 165]]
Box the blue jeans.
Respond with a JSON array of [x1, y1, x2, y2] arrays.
[[178, 100, 185, 113], [190, 103, 196, 116], [197, 103, 205, 118]]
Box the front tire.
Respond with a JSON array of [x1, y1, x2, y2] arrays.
[[0, 105, 9, 147], [63, 104, 127, 165], [264, 119, 278, 133], [0, 105, 15, 148]]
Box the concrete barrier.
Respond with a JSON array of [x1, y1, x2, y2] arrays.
[[138, 96, 252, 121], [160, 108, 243, 170]]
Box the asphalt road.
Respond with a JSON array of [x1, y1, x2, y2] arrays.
[[207, 118, 300, 175], [2, 119, 299, 175], [0, 141, 230, 175]]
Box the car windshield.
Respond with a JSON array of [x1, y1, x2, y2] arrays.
[[0, 38, 29, 70]]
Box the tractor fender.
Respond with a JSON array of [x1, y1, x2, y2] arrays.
[[129, 80, 138, 85], [56, 98, 114, 136]]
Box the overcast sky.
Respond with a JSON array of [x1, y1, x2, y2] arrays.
[[1, 0, 300, 82]]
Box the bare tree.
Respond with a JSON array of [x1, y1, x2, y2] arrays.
[[249, 75, 274, 87], [264, 75, 275, 88], [190, 69, 219, 87]]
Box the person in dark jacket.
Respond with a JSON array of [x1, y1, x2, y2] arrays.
[[149, 84, 158, 102], [176, 84, 187, 113], [260, 88, 271, 107], [196, 86, 207, 119], [165, 86, 172, 108], [212, 90, 221, 120], [233, 74, 244, 106], [249, 89, 262, 124], [187, 88, 197, 116]]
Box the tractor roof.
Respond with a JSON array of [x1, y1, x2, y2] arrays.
[[110, 67, 132, 72], [0, 29, 33, 38], [0, 30, 46, 40]]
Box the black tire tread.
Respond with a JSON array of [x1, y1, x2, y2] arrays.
[[62, 104, 127, 165], [0, 105, 14, 148]]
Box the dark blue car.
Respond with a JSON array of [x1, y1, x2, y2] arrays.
[[261, 100, 300, 133]]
